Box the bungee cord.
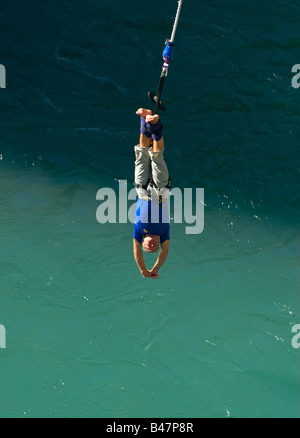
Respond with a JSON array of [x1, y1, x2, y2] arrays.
[[148, 0, 184, 114]]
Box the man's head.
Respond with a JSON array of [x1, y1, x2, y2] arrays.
[[142, 234, 160, 253]]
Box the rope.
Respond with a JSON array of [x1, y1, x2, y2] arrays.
[[170, 0, 184, 43], [148, 0, 184, 113]]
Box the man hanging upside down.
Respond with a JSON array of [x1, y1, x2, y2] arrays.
[[133, 108, 170, 279]]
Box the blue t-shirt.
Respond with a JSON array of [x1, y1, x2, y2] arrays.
[[133, 198, 170, 244]]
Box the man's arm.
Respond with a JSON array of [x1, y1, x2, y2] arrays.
[[133, 239, 151, 278], [150, 240, 170, 279]]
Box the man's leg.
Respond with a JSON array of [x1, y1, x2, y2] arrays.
[[134, 109, 152, 198], [145, 114, 165, 152], [145, 115, 169, 192], [136, 108, 153, 148]]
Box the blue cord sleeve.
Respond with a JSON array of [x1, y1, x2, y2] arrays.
[[163, 41, 175, 61]]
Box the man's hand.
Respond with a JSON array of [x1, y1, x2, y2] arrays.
[[149, 241, 169, 279], [141, 269, 152, 278], [150, 268, 159, 279]]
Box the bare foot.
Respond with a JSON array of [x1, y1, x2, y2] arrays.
[[136, 108, 153, 119], [145, 114, 160, 125]]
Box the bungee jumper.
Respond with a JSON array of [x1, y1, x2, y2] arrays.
[[132, 1, 183, 279]]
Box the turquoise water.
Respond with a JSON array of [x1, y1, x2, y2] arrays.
[[0, 0, 299, 418]]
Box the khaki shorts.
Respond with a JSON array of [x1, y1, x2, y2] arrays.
[[134, 145, 170, 201]]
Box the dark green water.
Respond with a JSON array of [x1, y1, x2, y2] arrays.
[[0, 0, 299, 418]]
